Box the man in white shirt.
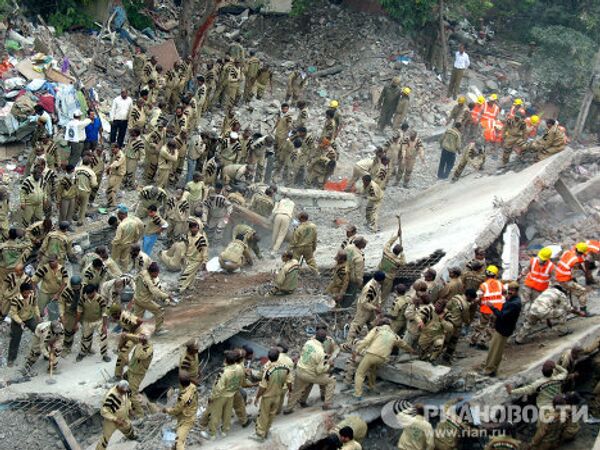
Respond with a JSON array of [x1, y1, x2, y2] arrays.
[[448, 44, 470, 100], [64, 110, 92, 166], [110, 89, 133, 147]]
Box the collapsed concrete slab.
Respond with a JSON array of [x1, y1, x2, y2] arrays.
[[279, 186, 359, 210]]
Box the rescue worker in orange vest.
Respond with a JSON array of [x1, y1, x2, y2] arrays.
[[480, 94, 500, 130], [520, 247, 555, 311], [483, 120, 503, 144], [470, 96, 485, 125], [585, 239, 600, 285], [525, 114, 540, 138], [469, 265, 504, 349], [507, 98, 523, 119], [555, 242, 590, 315]]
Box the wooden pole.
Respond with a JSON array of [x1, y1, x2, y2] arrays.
[[573, 48, 600, 140], [439, 0, 449, 80], [47, 410, 82, 450]]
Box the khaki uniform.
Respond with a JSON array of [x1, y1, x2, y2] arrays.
[[115, 310, 143, 378], [276, 352, 295, 412], [451, 142, 485, 182], [20, 175, 45, 227], [249, 192, 274, 218], [31, 263, 68, 320], [290, 221, 318, 272], [333, 416, 368, 443], [510, 365, 567, 409], [417, 304, 445, 361], [529, 123, 566, 160], [123, 135, 145, 189], [243, 56, 261, 102], [433, 399, 473, 450], [530, 408, 565, 450], [89, 153, 104, 204], [514, 287, 570, 343], [126, 341, 153, 417], [219, 239, 252, 272], [274, 112, 292, 154], [73, 165, 98, 225], [352, 324, 412, 396], [345, 243, 365, 301], [255, 359, 292, 438], [286, 337, 335, 411], [77, 292, 108, 358], [205, 363, 244, 437], [364, 181, 384, 231], [501, 117, 527, 165], [136, 186, 167, 219], [436, 277, 464, 310], [398, 137, 424, 187], [348, 157, 377, 189], [95, 386, 135, 450], [159, 241, 187, 271], [271, 197, 294, 252], [346, 279, 382, 343], [58, 284, 80, 351], [0, 271, 30, 319], [396, 413, 434, 450], [111, 216, 145, 269], [326, 261, 350, 300], [156, 146, 178, 188], [24, 320, 64, 373], [185, 180, 207, 216], [179, 350, 200, 381], [286, 71, 308, 101], [178, 230, 209, 292], [272, 259, 300, 295], [39, 229, 74, 265], [378, 235, 405, 299], [255, 67, 273, 99], [441, 294, 470, 358], [7, 292, 40, 362], [133, 270, 169, 332], [388, 293, 410, 335], [143, 128, 165, 183], [204, 192, 232, 243], [56, 172, 77, 223], [223, 64, 242, 110], [392, 96, 410, 128], [166, 196, 190, 242], [483, 435, 522, 450], [166, 383, 198, 450]]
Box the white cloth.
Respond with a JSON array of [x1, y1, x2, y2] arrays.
[[453, 51, 470, 69], [110, 96, 133, 121], [64, 118, 91, 143]]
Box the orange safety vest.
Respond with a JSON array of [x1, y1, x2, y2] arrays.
[[525, 118, 539, 138], [555, 249, 584, 282], [587, 240, 600, 254], [524, 257, 554, 292], [483, 120, 503, 143], [508, 106, 518, 119], [480, 278, 505, 314], [480, 102, 499, 128], [471, 104, 483, 124]]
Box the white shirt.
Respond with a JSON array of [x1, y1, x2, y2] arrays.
[[64, 118, 92, 143], [453, 51, 470, 69], [110, 95, 133, 121]]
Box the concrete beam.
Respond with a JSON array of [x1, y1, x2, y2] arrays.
[[573, 173, 600, 204], [279, 187, 359, 210], [47, 410, 82, 450], [555, 178, 587, 215]]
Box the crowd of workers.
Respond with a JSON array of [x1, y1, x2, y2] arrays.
[[4, 31, 597, 450]]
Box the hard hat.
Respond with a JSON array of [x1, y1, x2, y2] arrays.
[[486, 265, 499, 276], [576, 242, 589, 253], [457, 96, 466, 104], [477, 96, 485, 105], [538, 247, 552, 261], [489, 94, 498, 101], [329, 100, 339, 109], [402, 87, 411, 95], [530, 115, 540, 125], [513, 98, 523, 106]]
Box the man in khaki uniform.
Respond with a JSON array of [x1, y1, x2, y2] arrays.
[[362, 175, 384, 232], [271, 195, 295, 252], [105, 144, 126, 208], [136, 185, 168, 219], [528, 119, 566, 160], [440, 289, 476, 363], [377, 217, 404, 299], [271, 251, 300, 295], [345, 237, 367, 302], [73, 156, 98, 226], [273, 103, 292, 152], [177, 220, 209, 292], [165, 189, 190, 243], [326, 250, 350, 303], [185, 172, 207, 214], [286, 69, 308, 102], [243, 50, 260, 103], [22, 319, 64, 375], [506, 360, 568, 409], [285, 328, 336, 412], [396, 404, 435, 450], [76, 284, 111, 363], [127, 244, 152, 275], [501, 112, 527, 166], [347, 154, 381, 192], [255, 64, 273, 100], [203, 182, 232, 244], [345, 271, 385, 345], [7, 283, 40, 366], [0, 263, 29, 321], [31, 256, 68, 321], [39, 221, 75, 265], [398, 131, 425, 188], [350, 318, 413, 398], [249, 187, 275, 218], [179, 340, 200, 383], [219, 233, 253, 272], [56, 164, 77, 223], [250, 348, 292, 442], [95, 380, 136, 450], [58, 276, 81, 354], [111, 206, 145, 269], [201, 351, 244, 439], [437, 122, 462, 180], [20, 168, 45, 227], [110, 304, 144, 380], [451, 140, 486, 182], [289, 211, 318, 273], [417, 296, 445, 362], [143, 127, 165, 183], [125, 333, 153, 417], [387, 284, 410, 335], [393, 87, 411, 128], [331, 416, 368, 444], [156, 140, 178, 188], [133, 263, 171, 334], [163, 373, 198, 450]]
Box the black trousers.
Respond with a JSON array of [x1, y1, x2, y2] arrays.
[[437, 148, 457, 179], [110, 120, 128, 147], [8, 317, 37, 363]]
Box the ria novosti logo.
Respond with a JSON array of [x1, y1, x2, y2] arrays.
[[381, 398, 590, 430]]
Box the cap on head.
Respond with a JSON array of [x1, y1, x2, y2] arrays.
[[117, 204, 128, 214]]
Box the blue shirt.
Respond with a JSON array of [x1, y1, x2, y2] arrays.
[[85, 117, 102, 142]]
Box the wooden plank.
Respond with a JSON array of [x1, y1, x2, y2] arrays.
[[47, 410, 82, 450], [15, 59, 45, 80]]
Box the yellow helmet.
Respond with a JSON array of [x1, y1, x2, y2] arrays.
[[576, 242, 589, 253], [513, 98, 523, 106], [402, 87, 411, 95], [489, 94, 498, 101], [477, 96, 485, 105], [486, 265, 499, 276], [329, 100, 339, 109], [457, 96, 466, 104], [530, 115, 540, 125], [538, 247, 552, 261]]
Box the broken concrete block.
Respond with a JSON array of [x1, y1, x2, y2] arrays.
[[279, 187, 359, 210]]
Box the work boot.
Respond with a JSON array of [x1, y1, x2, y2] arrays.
[[102, 355, 112, 363], [299, 401, 309, 408], [249, 434, 265, 442], [76, 353, 86, 362], [241, 419, 252, 428]]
